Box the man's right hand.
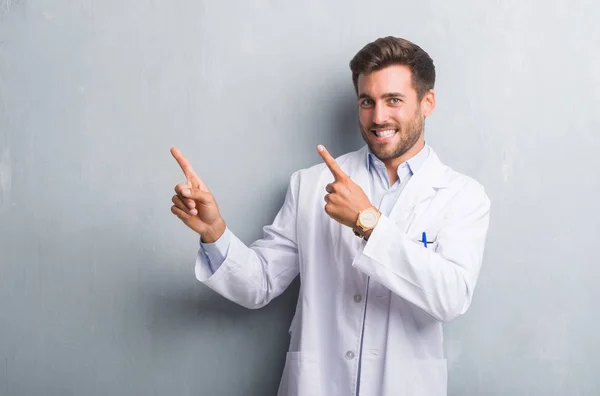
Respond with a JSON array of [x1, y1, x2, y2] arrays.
[[170, 147, 226, 243]]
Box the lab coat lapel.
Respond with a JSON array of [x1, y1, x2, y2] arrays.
[[388, 148, 448, 233]]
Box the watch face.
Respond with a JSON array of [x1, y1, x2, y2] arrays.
[[359, 209, 378, 228]]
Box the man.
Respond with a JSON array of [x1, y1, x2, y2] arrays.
[[170, 36, 490, 396]]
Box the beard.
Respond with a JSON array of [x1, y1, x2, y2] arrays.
[[360, 110, 424, 161]]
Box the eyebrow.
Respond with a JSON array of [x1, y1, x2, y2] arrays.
[[358, 92, 406, 100]]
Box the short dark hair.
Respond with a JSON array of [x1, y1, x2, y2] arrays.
[[349, 36, 436, 100]]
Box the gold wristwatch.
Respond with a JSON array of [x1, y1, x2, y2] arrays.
[[353, 207, 380, 238]]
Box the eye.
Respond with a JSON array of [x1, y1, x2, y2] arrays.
[[389, 98, 402, 105], [360, 99, 374, 108]]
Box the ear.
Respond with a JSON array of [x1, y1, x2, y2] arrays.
[[420, 89, 436, 117]]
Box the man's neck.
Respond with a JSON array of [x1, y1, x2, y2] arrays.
[[382, 139, 425, 184]]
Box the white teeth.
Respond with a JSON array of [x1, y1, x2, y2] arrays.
[[375, 129, 396, 138]]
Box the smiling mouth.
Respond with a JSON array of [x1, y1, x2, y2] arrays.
[[371, 129, 397, 140]]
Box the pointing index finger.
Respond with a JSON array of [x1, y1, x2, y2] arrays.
[[318, 145, 348, 181], [170, 147, 207, 191]]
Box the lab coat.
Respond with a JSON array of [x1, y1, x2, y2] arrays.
[[195, 146, 491, 396]]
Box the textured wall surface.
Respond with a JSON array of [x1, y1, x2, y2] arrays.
[[1, 1, 599, 394]]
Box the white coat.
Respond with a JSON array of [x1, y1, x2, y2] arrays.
[[195, 145, 491, 396]]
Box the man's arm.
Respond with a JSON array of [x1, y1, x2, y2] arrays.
[[353, 182, 491, 322], [193, 172, 301, 309], [170, 147, 300, 309]]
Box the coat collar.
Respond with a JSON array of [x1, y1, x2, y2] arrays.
[[347, 145, 450, 191]]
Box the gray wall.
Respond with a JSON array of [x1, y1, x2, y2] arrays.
[[1, 1, 599, 395]]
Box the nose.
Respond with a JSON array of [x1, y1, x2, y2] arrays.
[[372, 103, 389, 125]]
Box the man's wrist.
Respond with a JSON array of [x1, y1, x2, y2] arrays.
[[354, 207, 380, 239], [201, 218, 226, 243]]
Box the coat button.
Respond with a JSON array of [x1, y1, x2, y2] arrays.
[[353, 294, 362, 303], [345, 351, 355, 360]]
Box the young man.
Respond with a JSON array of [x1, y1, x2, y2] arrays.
[[170, 36, 491, 396]]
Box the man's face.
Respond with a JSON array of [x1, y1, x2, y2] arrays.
[[357, 65, 434, 162]]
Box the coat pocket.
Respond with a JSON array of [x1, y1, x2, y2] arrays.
[[411, 224, 441, 252]]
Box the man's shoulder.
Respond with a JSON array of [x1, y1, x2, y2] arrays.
[[442, 163, 482, 188], [432, 152, 489, 204], [425, 147, 488, 197]]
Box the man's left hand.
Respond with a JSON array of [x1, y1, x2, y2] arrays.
[[318, 145, 374, 229]]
